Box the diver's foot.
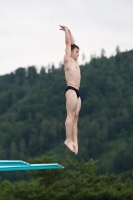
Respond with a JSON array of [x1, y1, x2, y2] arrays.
[[64, 140, 75, 153], [73, 143, 78, 155]]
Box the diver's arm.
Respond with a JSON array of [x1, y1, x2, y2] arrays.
[[59, 25, 71, 62], [68, 29, 75, 44]]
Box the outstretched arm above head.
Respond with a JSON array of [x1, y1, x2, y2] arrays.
[[60, 25, 71, 45], [59, 25, 75, 44], [68, 29, 75, 44], [59, 25, 71, 62]]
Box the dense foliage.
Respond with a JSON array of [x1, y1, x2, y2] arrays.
[[1, 156, 133, 200], [0, 49, 133, 183]]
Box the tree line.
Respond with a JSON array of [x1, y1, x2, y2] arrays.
[[0, 49, 133, 182], [1, 155, 133, 200]]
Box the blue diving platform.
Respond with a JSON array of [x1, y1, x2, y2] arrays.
[[0, 160, 64, 172]]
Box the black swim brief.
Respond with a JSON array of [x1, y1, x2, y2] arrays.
[[64, 86, 80, 98]]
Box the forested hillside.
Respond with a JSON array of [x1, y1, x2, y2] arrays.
[[1, 156, 133, 200], [0, 49, 133, 181]]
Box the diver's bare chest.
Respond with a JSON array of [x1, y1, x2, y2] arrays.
[[65, 60, 80, 75], [69, 64, 80, 76], [71, 60, 79, 68]]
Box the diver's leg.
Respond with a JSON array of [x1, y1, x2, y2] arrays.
[[64, 90, 78, 153], [72, 97, 81, 154]]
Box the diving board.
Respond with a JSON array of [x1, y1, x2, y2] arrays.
[[0, 160, 64, 172], [0, 160, 29, 166]]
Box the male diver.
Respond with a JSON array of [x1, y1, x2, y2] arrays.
[[59, 25, 81, 155]]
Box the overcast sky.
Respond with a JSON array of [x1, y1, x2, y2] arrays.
[[0, 0, 133, 75]]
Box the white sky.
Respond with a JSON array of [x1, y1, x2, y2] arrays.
[[0, 0, 133, 75]]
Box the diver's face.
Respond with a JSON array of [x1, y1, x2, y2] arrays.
[[71, 48, 79, 60]]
